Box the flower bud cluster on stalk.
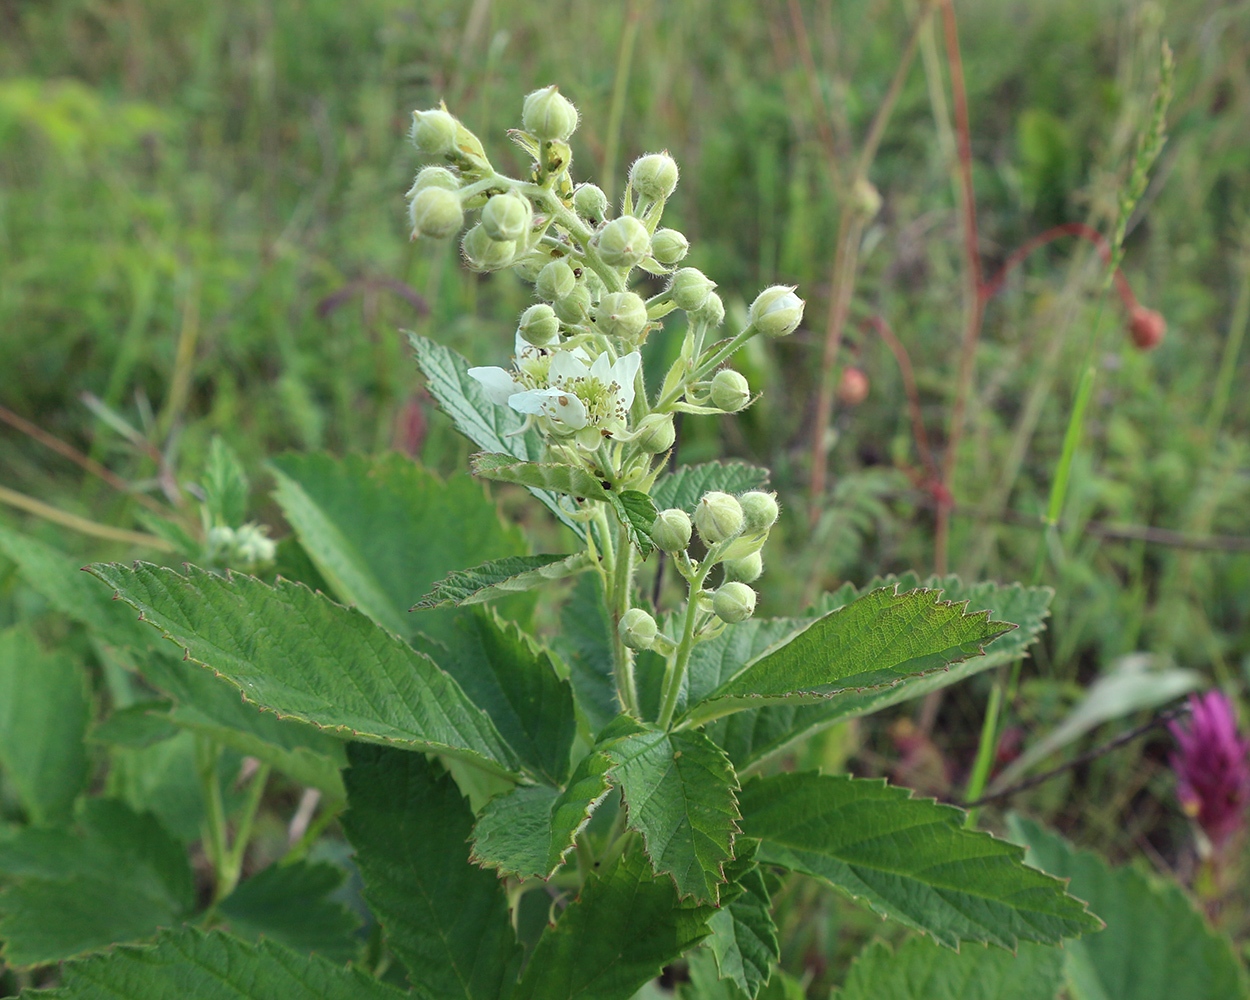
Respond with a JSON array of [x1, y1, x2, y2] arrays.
[[406, 86, 803, 724]]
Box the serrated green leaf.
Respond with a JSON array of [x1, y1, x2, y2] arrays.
[[739, 772, 1100, 949], [412, 610, 576, 785], [89, 701, 179, 749], [833, 936, 1065, 1000], [600, 720, 740, 904], [607, 489, 658, 557], [0, 624, 91, 825], [417, 553, 591, 608], [269, 452, 529, 644], [410, 333, 584, 536], [471, 453, 613, 500], [342, 744, 522, 1000], [0, 799, 193, 967], [203, 436, 250, 527], [511, 846, 716, 1000], [680, 587, 1013, 729], [88, 562, 524, 779], [218, 861, 360, 964], [1011, 816, 1250, 1000], [21, 927, 408, 1000], [706, 862, 779, 999], [554, 575, 619, 734], [650, 463, 770, 514]]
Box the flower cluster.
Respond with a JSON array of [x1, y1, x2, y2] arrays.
[[1169, 691, 1250, 854]]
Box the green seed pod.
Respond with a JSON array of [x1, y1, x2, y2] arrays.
[[634, 413, 675, 454], [522, 85, 579, 141], [712, 582, 757, 624], [409, 186, 464, 239], [691, 291, 725, 328], [709, 369, 750, 412], [573, 183, 610, 223], [596, 216, 651, 269], [722, 551, 763, 583], [618, 607, 658, 651], [553, 283, 591, 325], [695, 491, 744, 545], [536, 259, 577, 302], [482, 191, 532, 242], [669, 268, 716, 313], [739, 491, 780, 534], [595, 291, 649, 342], [748, 285, 805, 338], [651, 508, 692, 553], [518, 303, 560, 346], [409, 165, 460, 195], [461, 224, 516, 272], [629, 152, 679, 201], [651, 228, 689, 265], [410, 108, 459, 158]]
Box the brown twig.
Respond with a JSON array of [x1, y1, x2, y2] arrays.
[[980, 222, 1138, 310]]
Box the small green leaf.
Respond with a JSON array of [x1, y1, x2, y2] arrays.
[[607, 489, 658, 557], [202, 436, 250, 527], [739, 772, 1101, 949], [218, 861, 361, 964], [1011, 816, 1250, 1000], [650, 463, 770, 513], [0, 625, 91, 825], [416, 553, 591, 608], [471, 453, 613, 501], [833, 936, 1065, 1000], [706, 858, 779, 998], [342, 744, 522, 1000], [89, 701, 179, 749]]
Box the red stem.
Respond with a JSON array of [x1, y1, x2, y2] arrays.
[[861, 315, 941, 485], [980, 222, 1140, 311]]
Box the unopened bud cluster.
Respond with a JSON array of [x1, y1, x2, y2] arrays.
[[205, 523, 276, 572]]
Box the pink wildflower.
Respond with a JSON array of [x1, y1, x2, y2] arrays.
[[1169, 691, 1250, 852]]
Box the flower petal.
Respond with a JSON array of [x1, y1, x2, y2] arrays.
[[609, 352, 642, 409], [468, 366, 521, 405], [549, 349, 590, 386]]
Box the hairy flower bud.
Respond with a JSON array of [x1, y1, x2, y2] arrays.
[[410, 108, 459, 158], [595, 291, 649, 342], [518, 303, 560, 346], [573, 183, 610, 223], [482, 191, 532, 242], [695, 491, 744, 545], [233, 523, 277, 568], [651, 228, 689, 265], [461, 224, 516, 272], [409, 165, 460, 194], [536, 259, 577, 302], [618, 607, 658, 650], [739, 491, 779, 534], [722, 551, 763, 583], [692, 291, 725, 328], [409, 186, 464, 239], [634, 413, 675, 454], [748, 285, 805, 338], [629, 152, 679, 201], [713, 582, 756, 624], [595, 216, 651, 269], [522, 85, 579, 141], [651, 508, 692, 552], [553, 283, 591, 325], [837, 366, 870, 406], [710, 369, 750, 412], [669, 268, 716, 313]]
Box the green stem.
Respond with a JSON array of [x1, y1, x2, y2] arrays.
[[657, 543, 726, 730], [608, 521, 639, 716], [657, 324, 758, 411], [218, 763, 270, 900], [195, 737, 229, 898], [962, 681, 1002, 829], [282, 798, 344, 866]]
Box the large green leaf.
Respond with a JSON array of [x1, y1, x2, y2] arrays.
[[680, 586, 1014, 729], [0, 625, 91, 825], [705, 853, 779, 999], [412, 610, 576, 785], [649, 463, 770, 513], [1011, 816, 1250, 1000], [20, 928, 408, 1000], [834, 936, 1065, 1000], [269, 452, 529, 644], [409, 333, 583, 536], [0, 799, 193, 967], [417, 553, 590, 608], [554, 574, 620, 735], [738, 773, 1100, 949], [88, 562, 524, 778], [599, 719, 740, 904], [342, 744, 522, 1000], [511, 846, 716, 1000]]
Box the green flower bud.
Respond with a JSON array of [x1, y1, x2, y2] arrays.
[[536, 259, 577, 302], [634, 413, 675, 454], [511, 252, 548, 282], [709, 369, 750, 412], [233, 523, 277, 568], [651, 228, 689, 265], [618, 607, 658, 650], [748, 285, 805, 338], [712, 582, 756, 624], [595, 216, 651, 269], [722, 551, 763, 583], [692, 290, 725, 328], [553, 283, 591, 325], [651, 508, 692, 552], [522, 85, 579, 141], [409, 165, 460, 195], [573, 183, 610, 223], [669, 268, 716, 313], [518, 303, 560, 346], [851, 178, 883, 219], [629, 152, 679, 201], [461, 224, 516, 272], [482, 191, 532, 242], [595, 291, 649, 342], [410, 108, 459, 158], [694, 491, 744, 545], [739, 491, 779, 534], [409, 186, 464, 240]]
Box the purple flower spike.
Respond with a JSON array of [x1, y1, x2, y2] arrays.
[[1169, 691, 1250, 852]]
